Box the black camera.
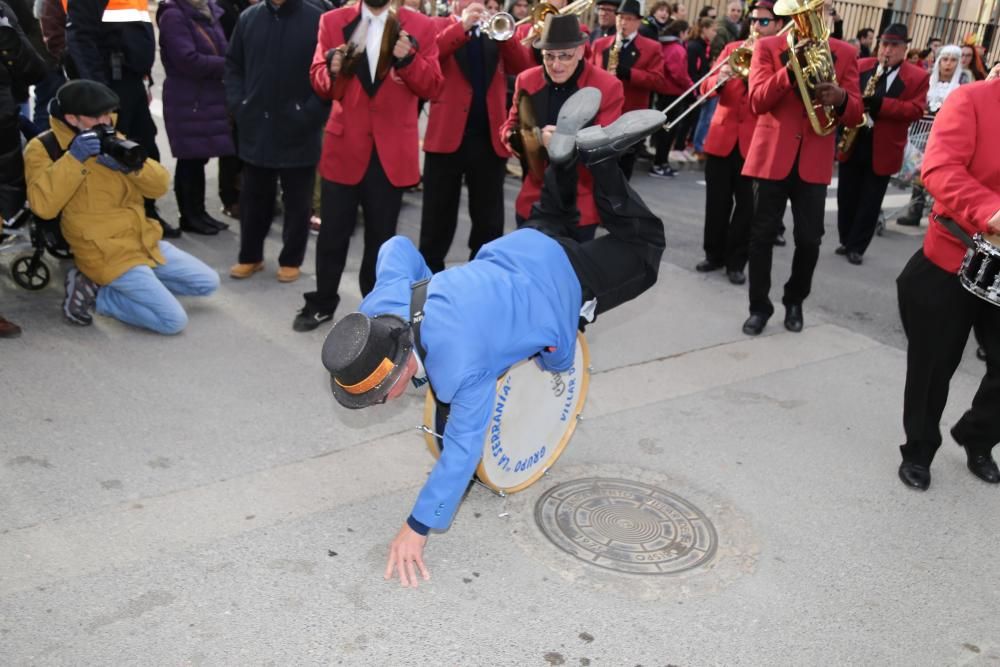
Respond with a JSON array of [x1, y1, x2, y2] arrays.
[[92, 124, 147, 172]]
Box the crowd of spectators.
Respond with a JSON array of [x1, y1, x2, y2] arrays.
[[0, 0, 998, 340]]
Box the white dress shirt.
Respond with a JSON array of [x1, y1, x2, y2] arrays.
[[361, 3, 389, 82]]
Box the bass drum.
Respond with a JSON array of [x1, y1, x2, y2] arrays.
[[423, 333, 590, 494]]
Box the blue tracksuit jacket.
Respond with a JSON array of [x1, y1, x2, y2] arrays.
[[360, 229, 582, 530]]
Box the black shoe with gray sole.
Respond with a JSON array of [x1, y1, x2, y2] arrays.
[[547, 87, 602, 165], [576, 109, 665, 166]]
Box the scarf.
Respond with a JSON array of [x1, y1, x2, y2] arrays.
[[184, 0, 213, 20]]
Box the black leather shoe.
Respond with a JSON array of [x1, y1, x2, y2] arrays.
[[773, 234, 786, 247], [577, 109, 665, 166], [847, 251, 863, 265], [695, 259, 723, 272], [179, 215, 219, 235], [146, 205, 182, 238], [835, 245, 847, 256], [727, 269, 746, 285], [548, 87, 602, 164], [199, 211, 229, 231], [896, 214, 921, 227], [898, 461, 931, 490], [742, 313, 769, 336], [784, 304, 803, 332], [962, 447, 1000, 484]]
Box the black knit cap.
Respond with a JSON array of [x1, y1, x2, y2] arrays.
[[56, 80, 120, 116], [322, 312, 414, 409]]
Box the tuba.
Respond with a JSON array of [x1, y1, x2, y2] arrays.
[[774, 0, 838, 136]]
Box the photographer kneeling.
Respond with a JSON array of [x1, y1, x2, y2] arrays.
[[24, 80, 219, 334]]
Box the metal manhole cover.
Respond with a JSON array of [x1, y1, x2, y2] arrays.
[[534, 477, 718, 575]]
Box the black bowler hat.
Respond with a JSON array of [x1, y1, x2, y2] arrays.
[[595, 0, 618, 6], [880, 23, 911, 44], [535, 14, 588, 50], [322, 312, 414, 409], [55, 80, 120, 116], [616, 0, 642, 15]]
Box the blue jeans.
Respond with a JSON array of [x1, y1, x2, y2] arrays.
[[95, 241, 219, 334], [693, 97, 719, 154]]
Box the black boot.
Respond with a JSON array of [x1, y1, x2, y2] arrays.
[[146, 199, 181, 238], [189, 165, 228, 231], [896, 186, 925, 227], [175, 178, 218, 236]]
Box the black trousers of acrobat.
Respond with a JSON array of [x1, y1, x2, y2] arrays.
[[305, 150, 403, 315], [419, 133, 505, 273], [748, 164, 826, 317], [897, 250, 1000, 466], [525, 159, 665, 318], [836, 132, 891, 255], [703, 147, 752, 271]]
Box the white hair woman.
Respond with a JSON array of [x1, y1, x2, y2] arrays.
[[897, 45, 971, 226]]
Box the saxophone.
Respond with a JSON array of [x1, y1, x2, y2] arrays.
[[838, 60, 885, 156], [607, 31, 622, 72]]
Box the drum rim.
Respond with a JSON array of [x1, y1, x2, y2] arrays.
[[421, 332, 591, 494]]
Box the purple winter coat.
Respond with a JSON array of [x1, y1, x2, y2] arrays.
[[157, 0, 235, 159]]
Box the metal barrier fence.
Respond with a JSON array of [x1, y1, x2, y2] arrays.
[[661, 0, 999, 64]]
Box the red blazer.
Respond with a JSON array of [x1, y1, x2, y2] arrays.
[[701, 40, 756, 159], [310, 6, 444, 187], [589, 33, 667, 112], [741, 36, 863, 185], [921, 80, 1000, 272], [836, 58, 928, 176], [423, 17, 533, 157], [499, 62, 624, 226]]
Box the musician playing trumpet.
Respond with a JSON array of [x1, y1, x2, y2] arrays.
[[835, 24, 928, 266], [588, 0, 667, 180], [696, 0, 786, 285], [418, 0, 534, 273], [739, 0, 862, 336]]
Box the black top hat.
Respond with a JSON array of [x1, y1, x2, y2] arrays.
[[55, 80, 120, 117], [616, 0, 641, 15], [534, 14, 588, 50], [322, 312, 414, 409], [880, 23, 910, 44]]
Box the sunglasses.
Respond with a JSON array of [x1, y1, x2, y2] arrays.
[[542, 52, 577, 63], [749, 17, 772, 25]]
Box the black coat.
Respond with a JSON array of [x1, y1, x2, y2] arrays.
[[65, 0, 156, 82], [223, 0, 330, 168], [0, 0, 45, 217]]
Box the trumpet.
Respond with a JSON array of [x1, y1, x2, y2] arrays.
[[479, 11, 516, 41]]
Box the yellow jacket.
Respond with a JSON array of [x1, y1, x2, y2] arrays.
[[24, 118, 170, 285]]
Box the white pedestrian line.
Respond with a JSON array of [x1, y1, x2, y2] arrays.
[[149, 98, 163, 119]]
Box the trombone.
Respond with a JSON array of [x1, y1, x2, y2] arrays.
[[661, 21, 793, 128], [514, 0, 594, 46]]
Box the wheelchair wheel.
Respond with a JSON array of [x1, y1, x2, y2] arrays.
[[11, 253, 50, 290]]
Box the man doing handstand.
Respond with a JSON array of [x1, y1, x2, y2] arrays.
[[321, 89, 665, 586]]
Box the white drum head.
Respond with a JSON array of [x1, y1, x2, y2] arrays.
[[423, 333, 591, 493]]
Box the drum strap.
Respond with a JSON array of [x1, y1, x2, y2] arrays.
[[409, 278, 431, 361], [934, 213, 976, 249]]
